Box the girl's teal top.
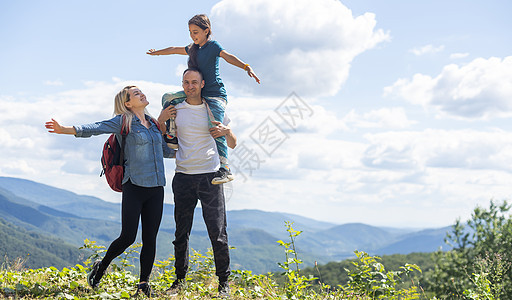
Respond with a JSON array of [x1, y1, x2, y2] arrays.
[[185, 40, 227, 98]]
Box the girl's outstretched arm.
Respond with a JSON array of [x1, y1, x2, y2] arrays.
[[219, 50, 260, 84], [45, 119, 77, 135], [147, 46, 187, 56]]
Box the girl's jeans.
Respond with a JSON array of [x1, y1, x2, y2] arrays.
[[163, 91, 229, 167]]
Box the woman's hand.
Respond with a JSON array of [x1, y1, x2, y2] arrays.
[[157, 105, 177, 133], [45, 119, 76, 135], [158, 105, 176, 122]]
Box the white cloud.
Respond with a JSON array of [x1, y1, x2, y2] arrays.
[[450, 52, 470, 59], [3, 81, 512, 228], [224, 93, 512, 226], [384, 56, 512, 119], [227, 126, 512, 227], [174, 64, 188, 79], [363, 129, 512, 173], [342, 107, 416, 130], [0, 79, 180, 203], [409, 44, 445, 56], [211, 0, 389, 97]]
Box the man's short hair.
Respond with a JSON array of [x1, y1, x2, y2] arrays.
[[183, 68, 203, 81]]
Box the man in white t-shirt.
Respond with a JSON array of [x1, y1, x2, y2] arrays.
[[165, 68, 236, 298]]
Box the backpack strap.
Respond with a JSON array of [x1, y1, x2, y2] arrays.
[[150, 117, 162, 133], [119, 114, 129, 166]]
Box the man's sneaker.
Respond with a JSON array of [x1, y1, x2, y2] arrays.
[[165, 279, 185, 296], [218, 281, 230, 298], [211, 168, 234, 185], [164, 133, 178, 150], [87, 260, 103, 289], [133, 282, 154, 298]]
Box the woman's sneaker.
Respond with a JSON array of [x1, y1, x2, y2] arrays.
[[133, 282, 154, 298], [211, 167, 234, 185], [87, 260, 103, 289]]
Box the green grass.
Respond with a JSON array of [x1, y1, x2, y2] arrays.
[[0, 222, 500, 299]]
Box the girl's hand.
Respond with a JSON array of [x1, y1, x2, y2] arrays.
[[146, 49, 157, 55], [246, 66, 260, 84]]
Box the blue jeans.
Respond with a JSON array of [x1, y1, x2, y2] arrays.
[[162, 92, 229, 167]]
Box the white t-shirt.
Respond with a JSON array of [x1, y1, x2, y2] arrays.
[[174, 100, 229, 174]]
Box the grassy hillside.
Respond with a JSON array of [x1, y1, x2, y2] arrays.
[[0, 243, 429, 299], [0, 242, 488, 300], [297, 252, 436, 288]]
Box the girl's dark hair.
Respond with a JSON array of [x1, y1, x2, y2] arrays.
[[187, 14, 211, 69]]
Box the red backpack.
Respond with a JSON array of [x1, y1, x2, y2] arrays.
[[100, 115, 161, 192]]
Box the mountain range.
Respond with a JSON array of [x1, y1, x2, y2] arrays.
[[0, 176, 452, 273]]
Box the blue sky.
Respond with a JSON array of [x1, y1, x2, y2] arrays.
[[1, 0, 511, 227]]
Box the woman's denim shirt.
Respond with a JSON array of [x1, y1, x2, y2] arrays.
[[74, 114, 174, 188]]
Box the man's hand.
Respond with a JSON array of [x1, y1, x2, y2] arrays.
[[210, 121, 237, 149], [209, 121, 229, 138]]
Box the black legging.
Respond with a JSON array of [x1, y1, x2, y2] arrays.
[[98, 180, 164, 282]]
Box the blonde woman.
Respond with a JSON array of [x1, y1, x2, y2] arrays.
[[45, 86, 176, 296]]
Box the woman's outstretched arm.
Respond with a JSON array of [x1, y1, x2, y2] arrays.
[[45, 119, 77, 135]]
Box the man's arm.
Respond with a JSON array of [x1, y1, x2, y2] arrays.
[[210, 121, 237, 149]]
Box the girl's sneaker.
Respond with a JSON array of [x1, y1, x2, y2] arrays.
[[211, 167, 234, 185], [162, 91, 186, 150], [164, 132, 178, 149]]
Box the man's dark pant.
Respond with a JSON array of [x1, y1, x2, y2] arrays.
[[172, 172, 230, 281]]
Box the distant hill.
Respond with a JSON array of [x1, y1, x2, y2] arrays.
[[0, 218, 85, 269], [0, 177, 120, 222], [375, 227, 452, 255], [0, 176, 453, 273], [0, 187, 122, 246]]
